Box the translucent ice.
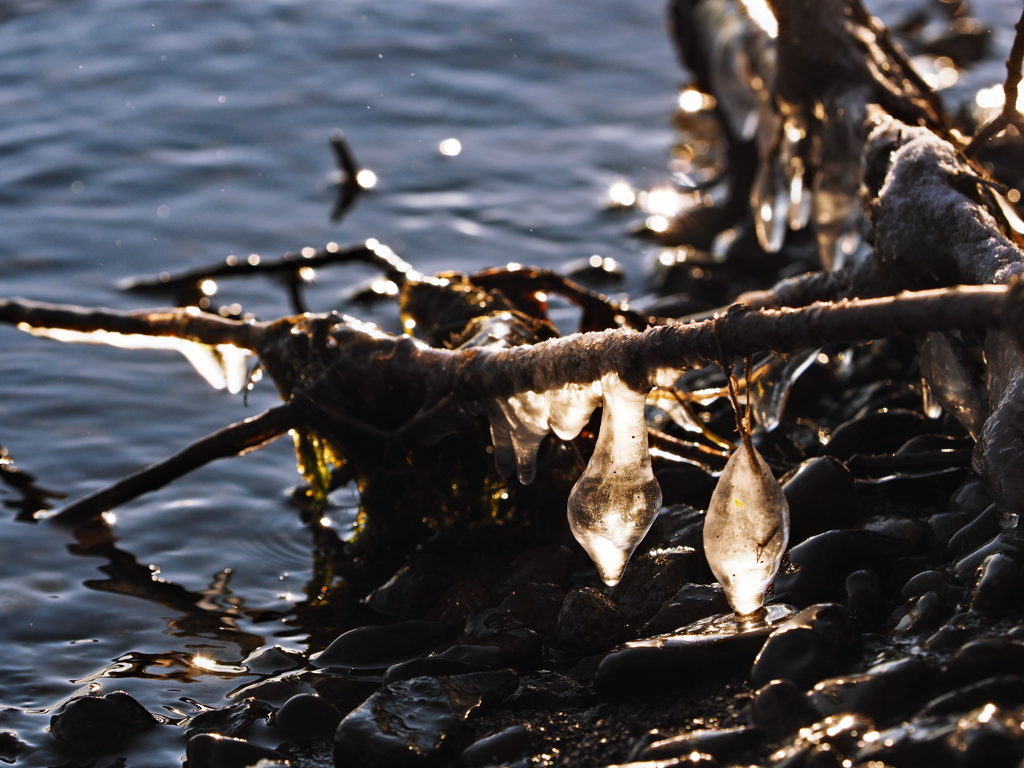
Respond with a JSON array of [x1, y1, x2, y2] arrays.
[[566, 373, 662, 586], [17, 325, 252, 393], [704, 440, 789, 615], [748, 349, 819, 432], [918, 331, 986, 439]]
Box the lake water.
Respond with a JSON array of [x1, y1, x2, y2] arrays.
[[0, 0, 1017, 765]]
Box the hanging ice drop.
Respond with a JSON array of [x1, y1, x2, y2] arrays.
[[567, 373, 662, 586], [703, 440, 789, 616]]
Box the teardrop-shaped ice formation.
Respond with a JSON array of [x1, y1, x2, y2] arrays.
[[704, 440, 789, 615], [566, 373, 662, 586]]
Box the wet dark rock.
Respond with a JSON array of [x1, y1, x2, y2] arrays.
[[890, 591, 955, 639], [949, 480, 994, 517], [508, 671, 588, 708], [497, 544, 575, 592], [637, 725, 764, 762], [948, 503, 1002, 556], [308, 672, 381, 716], [595, 622, 775, 697], [773, 529, 915, 607], [186, 697, 272, 739], [312, 620, 458, 671], [781, 457, 864, 545], [612, 546, 699, 625], [647, 504, 705, 550], [461, 724, 531, 768], [922, 623, 972, 652], [808, 656, 935, 725], [901, 568, 963, 601], [549, 587, 625, 657], [769, 713, 874, 768], [889, 554, 938, 593], [433, 641, 524, 667], [926, 510, 974, 558], [824, 408, 930, 461], [0, 730, 25, 761], [844, 569, 886, 631], [953, 532, 1023, 582], [424, 580, 490, 626], [751, 603, 860, 688], [915, 675, 1024, 719], [945, 637, 1024, 688], [465, 583, 563, 640], [656, 464, 718, 510], [273, 693, 342, 738], [363, 555, 453, 619], [966, 551, 1024, 615], [333, 671, 518, 768], [383, 657, 486, 684], [747, 679, 818, 741], [643, 583, 729, 636], [861, 514, 928, 546], [853, 716, 956, 768], [49, 691, 158, 754], [242, 644, 307, 675], [185, 732, 288, 768]]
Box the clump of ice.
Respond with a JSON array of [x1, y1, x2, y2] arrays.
[[703, 440, 789, 615]]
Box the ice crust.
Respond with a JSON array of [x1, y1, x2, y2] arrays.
[[703, 440, 789, 615], [487, 371, 665, 586]]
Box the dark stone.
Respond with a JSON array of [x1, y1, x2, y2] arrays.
[[773, 529, 915, 607], [273, 693, 342, 738], [595, 622, 775, 697], [186, 697, 272, 739], [926, 510, 973, 559], [464, 583, 563, 640], [638, 725, 764, 762], [922, 623, 972, 652], [241, 644, 306, 675], [770, 714, 875, 767], [612, 546, 699, 625], [949, 480, 993, 516], [889, 555, 937, 594], [915, 675, 1024, 719], [901, 568, 963, 601], [890, 591, 955, 640], [808, 656, 935, 725], [424, 580, 490, 626], [853, 718, 957, 768], [861, 514, 927, 546], [508, 671, 588, 708], [845, 569, 886, 631], [953, 533, 1022, 583], [945, 637, 1024, 688], [656, 464, 718, 511], [548, 587, 625, 657], [49, 691, 158, 754], [497, 544, 575, 592], [333, 671, 518, 768], [0, 730, 25, 761], [185, 733, 288, 768], [461, 725, 531, 768], [751, 603, 859, 688], [966, 552, 1024, 615], [948, 504, 1002, 556], [432, 642, 522, 668], [362, 555, 452, 619], [823, 408, 930, 461], [383, 657, 486, 685], [646, 504, 706, 550], [746, 679, 818, 741], [312, 620, 458, 670], [781, 457, 864, 545], [643, 583, 729, 636]]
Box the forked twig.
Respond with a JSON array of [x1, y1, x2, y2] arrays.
[[966, 4, 1024, 156]]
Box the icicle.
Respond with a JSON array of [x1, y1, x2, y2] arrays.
[[752, 113, 811, 253], [812, 88, 868, 270], [567, 373, 662, 587], [17, 325, 252, 393], [919, 331, 987, 439], [748, 349, 819, 432], [703, 440, 789, 616]]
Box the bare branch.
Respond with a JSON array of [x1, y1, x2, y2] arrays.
[[966, 4, 1024, 156]]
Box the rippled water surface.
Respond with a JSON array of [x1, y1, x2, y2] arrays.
[[0, 0, 1017, 764]]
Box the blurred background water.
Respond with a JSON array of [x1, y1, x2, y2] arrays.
[[0, 0, 1017, 764]]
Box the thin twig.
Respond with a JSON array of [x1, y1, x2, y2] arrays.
[[966, 4, 1024, 156], [51, 404, 300, 526]]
